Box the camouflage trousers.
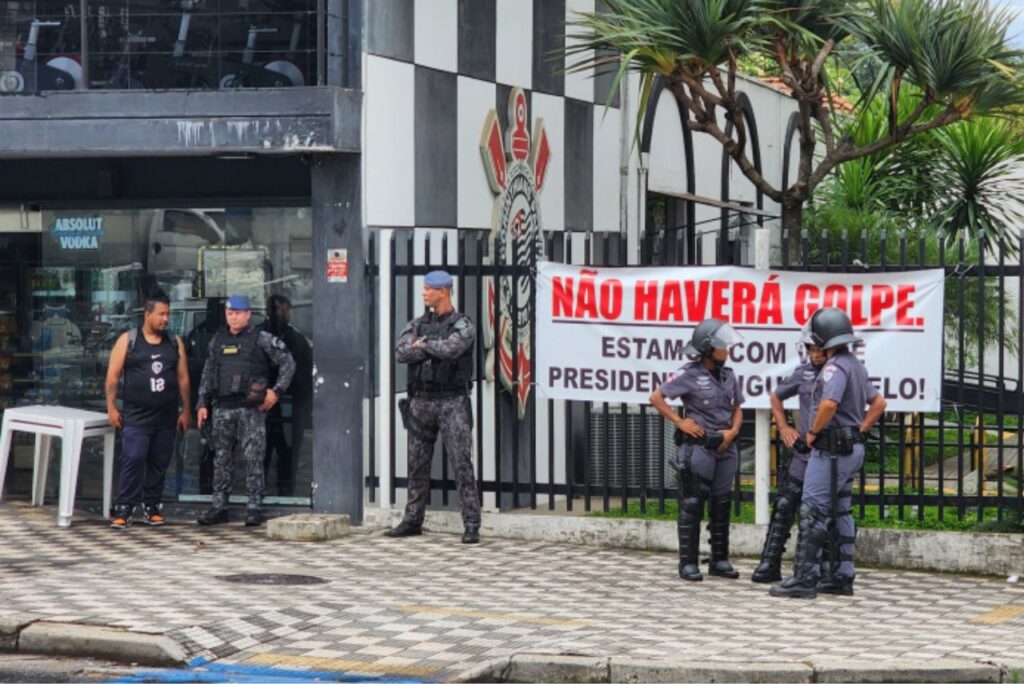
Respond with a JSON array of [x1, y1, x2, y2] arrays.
[[211, 406, 267, 510], [403, 395, 481, 527]]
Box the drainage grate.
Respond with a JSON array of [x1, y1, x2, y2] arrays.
[[215, 573, 328, 585]]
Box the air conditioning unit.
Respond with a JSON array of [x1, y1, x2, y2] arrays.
[[588, 407, 677, 489]]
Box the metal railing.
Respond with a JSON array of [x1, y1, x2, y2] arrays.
[[366, 227, 1024, 526]]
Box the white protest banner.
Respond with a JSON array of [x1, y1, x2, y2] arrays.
[[536, 262, 945, 412]]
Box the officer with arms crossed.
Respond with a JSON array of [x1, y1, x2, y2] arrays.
[[650, 318, 745, 581], [106, 289, 190, 528], [386, 270, 482, 544], [751, 332, 826, 582], [771, 307, 886, 598], [195, 295, 295, 527]]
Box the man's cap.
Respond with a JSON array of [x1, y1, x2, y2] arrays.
[[424, 270, 454, 289], [225, 295, 251, 311]]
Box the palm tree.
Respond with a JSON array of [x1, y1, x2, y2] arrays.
[[805, 109, 1024, 363], [566, 0, 1024, 254]]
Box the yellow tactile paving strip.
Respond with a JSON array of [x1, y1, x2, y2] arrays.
[[969, 604, 1024, 625], [393, 604, 592, 626]]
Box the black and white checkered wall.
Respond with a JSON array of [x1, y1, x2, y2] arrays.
[[363, 0, 625, 235]]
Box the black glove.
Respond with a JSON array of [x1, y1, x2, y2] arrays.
[[792, 436, 811, 454]]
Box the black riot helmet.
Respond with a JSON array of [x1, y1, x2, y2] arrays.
[[684, 318, 743, 356], [806, 307, 861, 351]]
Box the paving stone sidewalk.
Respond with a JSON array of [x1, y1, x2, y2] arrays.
[[0, 501, 1022, 681]]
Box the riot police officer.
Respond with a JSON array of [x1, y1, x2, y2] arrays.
[[386, 270, 481, 544], [751, 332, 825, 582], [770, 308, 886, 598], [650, 318, 745, 581], [195, 295, 295, 527]]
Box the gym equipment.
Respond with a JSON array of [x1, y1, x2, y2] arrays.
[[0, 19, 80, 94]]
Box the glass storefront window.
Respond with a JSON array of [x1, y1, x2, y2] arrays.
[[0, 1, 321, 94], [8, 206, 313, 505]]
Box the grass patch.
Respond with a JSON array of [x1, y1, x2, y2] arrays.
[[591, 499, 1024, 533]]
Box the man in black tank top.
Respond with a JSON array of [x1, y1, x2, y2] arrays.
[[105, 290, 191, 529]]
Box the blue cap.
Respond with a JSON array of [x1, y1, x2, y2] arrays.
[[424, 270, 453, 289], [225, 295, 251, 311]]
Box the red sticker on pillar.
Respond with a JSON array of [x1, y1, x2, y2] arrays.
[[326, 248, 348, 283]]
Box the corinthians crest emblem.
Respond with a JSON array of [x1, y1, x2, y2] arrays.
[[479, 87, 550, 419]]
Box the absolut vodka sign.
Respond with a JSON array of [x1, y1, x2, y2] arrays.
[[51, 216, 104, 250]]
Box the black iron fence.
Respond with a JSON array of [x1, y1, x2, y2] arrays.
[[366, 227, 1024, 526]]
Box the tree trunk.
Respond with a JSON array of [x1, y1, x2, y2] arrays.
[[781, 201, 804, 267]]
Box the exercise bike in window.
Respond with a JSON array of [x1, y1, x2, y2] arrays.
[[136, 0, 219, 90], [219, 24, 295, 89], [261, 13, 308, 87], [0, 19, 80, 93]]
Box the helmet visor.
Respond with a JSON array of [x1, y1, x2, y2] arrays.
[[707, 322, 743, 350], [799, 321, 816, 347]]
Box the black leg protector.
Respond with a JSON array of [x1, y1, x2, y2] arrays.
[[819, 491, 856, 595], [707, 495, 740, 579], [677, 494, 705, 582], [769, 501, 829, 598], [752, 478, 803, 583]]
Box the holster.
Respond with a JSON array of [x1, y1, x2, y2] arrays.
[[677, 444, 695, 498], [398, 397, 411, 429], [679, 431, 725, 450]]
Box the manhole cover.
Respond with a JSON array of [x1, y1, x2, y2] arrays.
[[215, 573, 328, 585]]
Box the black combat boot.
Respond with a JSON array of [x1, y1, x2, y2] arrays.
[[244, 507, 263, 527], [817, 574, 854, 596], [462, 525, 480, 544], [708, 495, 740, 579], [386, 520, 423, 538], [197, 507, 229, 526], [752, 482, 801, 583], [769, 504, 828, 598], [677, 495, 704, 581]]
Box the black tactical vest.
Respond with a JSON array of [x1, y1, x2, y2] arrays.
[[408, 312, 474, 394], [212, 327, 270, 404]]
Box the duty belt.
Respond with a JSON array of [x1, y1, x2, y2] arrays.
[[409, 390, 467, 400], [215, 396, 251, 409], [817, 426, 867, 456], [680, 431, 726, 450]]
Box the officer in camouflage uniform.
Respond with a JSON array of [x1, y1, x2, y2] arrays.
[[387, 270, 481, 544], [751, 331, 825, 583], [196, 295, 295, 527], [770, 308, 887, 598]]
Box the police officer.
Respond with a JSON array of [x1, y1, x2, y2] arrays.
[[751, 332, 826, 582], [770, 308, 886, 598], [195, 295, 296, 527], [650, 318, 745, 581], [386, 270, 481, 544]]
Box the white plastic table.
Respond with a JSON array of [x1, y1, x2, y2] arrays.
[[0, 405, 114, 527]]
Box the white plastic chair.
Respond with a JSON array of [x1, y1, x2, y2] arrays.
[[0, 405, 114, 527]]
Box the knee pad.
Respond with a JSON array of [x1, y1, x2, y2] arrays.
[[799, 500, 830, 527], [680, 496, 703, 518], [785, 478, 805, 501], [775, 493, 798, 517]]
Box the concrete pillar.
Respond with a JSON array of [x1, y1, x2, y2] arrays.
[[311, 154, 365, 522]]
